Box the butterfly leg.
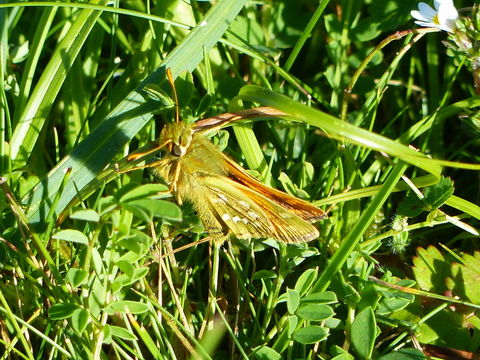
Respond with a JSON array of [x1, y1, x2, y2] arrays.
[[127, 139, 171, 161], [170, 161, 183, 195]]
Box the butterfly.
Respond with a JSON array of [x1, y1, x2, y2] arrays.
[[128, 69, 326, 243]]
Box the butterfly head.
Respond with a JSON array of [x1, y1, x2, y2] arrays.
[[159, 121, 194, 157]]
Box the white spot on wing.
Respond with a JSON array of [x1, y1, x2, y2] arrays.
[[222, 214, 231, 221], [280, 213, 292, 219], [241, 218, 248, 224], [239, 201, 250, 209], [248, 211, 260, 219], [200, 20, 207, 27], [212, 195, 227, 204], [232, 216, 241, 223]]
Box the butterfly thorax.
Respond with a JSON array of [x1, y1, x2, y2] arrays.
[[154, 121, 228, 207]]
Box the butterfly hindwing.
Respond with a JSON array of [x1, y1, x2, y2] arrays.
[[201, 175, 319, 243], [220, 154, 326, 222]]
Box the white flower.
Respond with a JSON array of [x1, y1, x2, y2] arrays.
[[411, 0, 459, 32]]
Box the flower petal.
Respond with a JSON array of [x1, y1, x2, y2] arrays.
[[439, 3, 459, 19], [434, 0, 455, 11], [418, 2, 437, 19], [411, 10, 430, 22], [414, 20, 437, 28], [438, 0, 459, 32], [438, 15, 457, 32]]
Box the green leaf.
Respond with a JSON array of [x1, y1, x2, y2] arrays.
[[352, 19, 381, 42], [297, 304, 334, 321], [377, 297, 412, 315], [196, 93, 214, 117], [102, 324, 112, 344], [351, 307, 377, 360], [416, 310, 471, 348], [423, 177, 454, 210], [294, 268, 318, 295], [377, 348, 426, 360], [227, 16, 264, 46], [278, 172, 309, 199], [48, 303, 79, 320], [287, 315, 298, 337], [110, 325, 137, 341], [111, 275, 133, 293], [91, 248, 104, 275], [293, 326, 328, 344], [331, 353, 355, 360], [253, 346, 282, 360], [88, 278, 107, 318], [357, 284, 380, 310], [71, 308, 90, 335], [325, 318, 342, 329], [367, 0, 418, 32], [398, 177, 454, 217], [286, 288, 300, 314], [116, 260, 135, 278], [11, 40, 30, 63], [117, 251, 143, 265], [143, 84, 175, 108], [285, 246, 319, 259], [412, 246, 451, 292], [252, 270, 276, 280], [66, 268, 89, 288], [69, 209, 100, 222], [302, 291, 338, 304], [107, 300, 149, 314], [451, 252, 480, 304], [116, 232, 153, 255], [133, 268, 149, 282], [121, 199, 182, 222], [119, 183, 170, 202], [331, 345, 355, 360], [397, 192, 424, 217], [98, 196, 117, 216], [51, 229, 88, 244]]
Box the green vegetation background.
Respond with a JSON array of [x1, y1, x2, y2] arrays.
[[1, 0, 479, 359]]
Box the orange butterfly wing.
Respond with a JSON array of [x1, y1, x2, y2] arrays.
[[221, 154, 327, 222]]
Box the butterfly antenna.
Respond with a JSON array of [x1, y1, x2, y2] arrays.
[[161, 236, 212, 258], [166, 68, 180, 124], [127, 139, 172, 161]]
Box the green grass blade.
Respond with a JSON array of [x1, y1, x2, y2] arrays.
[[14, 7, 57, 116], [313, 160, 409, 292], [0, 0, 8, 173], [283, 0, 330, 72], [10, 0, 108, 171], [446, 195, 480, 220], [237, 85, 443, 178]]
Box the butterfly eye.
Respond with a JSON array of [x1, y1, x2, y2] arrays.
[[172, 144, 186, 156]]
